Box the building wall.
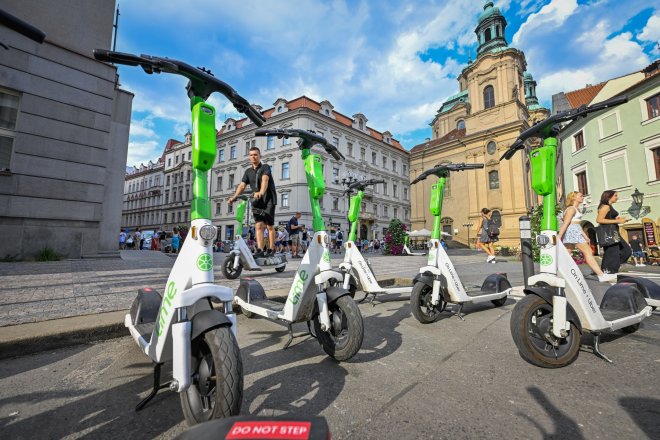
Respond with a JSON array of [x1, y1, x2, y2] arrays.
[[0, 1, 133, 259], [560, 75, 660, 245], [212, 106, 411, 242]]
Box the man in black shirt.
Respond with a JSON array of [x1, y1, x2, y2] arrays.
[[229, 146, 277, 257], [629, 234, 646, 266]]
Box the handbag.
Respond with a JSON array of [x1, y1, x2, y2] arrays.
[[596, 224, 620, 247]]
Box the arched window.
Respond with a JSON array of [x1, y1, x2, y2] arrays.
[[488, 170, 500, 189], [484, 85, 495, 109], [491, 210, 502, 228], [487, 141, 497, 155], [457, 119, 466, 130], [325, 109, 330, 116], [359, 119, 364, 130], [441, 217, 453, 238], [485, 28, 492, 42]]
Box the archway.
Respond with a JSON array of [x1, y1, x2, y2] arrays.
[[360, 224, 368, 241]]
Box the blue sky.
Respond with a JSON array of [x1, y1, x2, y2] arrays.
[[116, 0, 659, 167]]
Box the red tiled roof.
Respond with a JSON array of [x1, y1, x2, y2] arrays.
[[564, 83, 606, 109], [219, 96, 407, 153], [410, 128, 466, 154]]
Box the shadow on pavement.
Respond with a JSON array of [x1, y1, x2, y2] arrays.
[[619, 397, 660, 439], [519, 386, 584, 439]]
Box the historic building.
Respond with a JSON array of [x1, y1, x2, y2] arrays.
[[0, 1, 132, 259], [410, 1, 549, 248], [162, 133, 194, 231], [212, 97, 411, 241], [122, 156, 166, 232], [554, 60, 660, 250]]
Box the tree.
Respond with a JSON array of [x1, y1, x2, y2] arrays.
[[384, 219, 407, 255], [530, 203, 562, 262]]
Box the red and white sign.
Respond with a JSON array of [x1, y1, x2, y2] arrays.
[[226, 421, 311, 440]]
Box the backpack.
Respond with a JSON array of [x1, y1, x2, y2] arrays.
[[488, 221, 500, 238], [337, 231, 343, 240]]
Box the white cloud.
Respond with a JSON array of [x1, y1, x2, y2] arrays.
[[639, 13, 660, 42], [512, 0, 579, 47], [129, 117, 157, 138], [126, 140, 160, 167]]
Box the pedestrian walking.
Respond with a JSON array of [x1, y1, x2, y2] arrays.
[[476, 208, 497, 263], [288, 212, 302, 258], [629, 234, 646, 266], [119, 230, 127, 250], [171, 227, 180, 254], [596, 190, 631, 274], [335, 228, 344, 253], [135, 228, 143, 250]]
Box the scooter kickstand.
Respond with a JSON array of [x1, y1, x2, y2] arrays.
[[592, 333, 613, 363], [136, 363, 172, 411], [283, 323, 295, 350], [455, 304, 465, 321]]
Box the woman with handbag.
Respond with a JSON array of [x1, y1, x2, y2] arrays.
[[476, 208, 497, 263], [596, 190, 631, 274], [559, 192, 615, 282]]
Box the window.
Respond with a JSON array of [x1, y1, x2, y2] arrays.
[[174, 174, 178, 184], [382, 157, 387, 169], [176, 155, 179, 164], [574, 131, 585, 151], [403, 164, 407, 175], [333, 167, 339, 179], [228, 203, 233, 214], [267, 136, 274, 150], [576, 170, 588, 195], [394, 207, 398, 219], [216, 202, 222, 215], [393, 184, 398, 198], [457, 119, 465, 130], [283, 136, 290, 146], [282, 193, 289, 207], [228, 174, 234, 189], [282, 162, 290, 179], [188, 151, 191, 160], [217, 176, 223, 191], [165, 190, 169, 204], [404, 187, 409, 200], [484, 85, 495, 109], [186, 170, 191, 181], [373, 204, 378, 214], [359, 120, 364, 130], [347, 143, 353, 156], [173, 191, 177, 202], [383, 183, 389, 195], [374, 183, 380, 194], [392, 160, 397, 172], [177, 212, 182, 222], [164, 213, 168, 223], [487, 141, 497, 155], [384, 206, 389, 216], [360, 148, 366, 161], [230, 145, 236, 159], [404, 209, 409, 220], [166, 176, 170, 186], [488, 170, 499, 189], [333, 197, 339, 210], [332, 137, 339, 148], [179, 189, 183, 201], [185, 188, 189, 200], [245, 142, 250, 156], [372, 152, 377, 164], [167, 158, 171, 166], [647, 93, 660, 119], [485, 28, 492, 42], [219, 149, 225, 162]]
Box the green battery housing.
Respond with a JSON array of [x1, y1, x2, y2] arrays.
[[530, 145, 555, 196], [191, 102, 216, 172], [306, 154, 325, 199]]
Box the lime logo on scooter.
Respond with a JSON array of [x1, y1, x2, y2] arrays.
[[196, 253, 213, 271], [157, 281, 178, 336], [322, 251, 330, 264], [540, 254, 553, 266], [428, 251, 436, 266], [289, 270, 309, 305]]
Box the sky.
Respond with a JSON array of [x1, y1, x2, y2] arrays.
[[114, 0, 660, 167]]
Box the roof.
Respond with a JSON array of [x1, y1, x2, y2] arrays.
[[437, 90, 469, 115], [564, 83, 606, 108], [410, 128, 466, 154], [218, 96, 407, 153]]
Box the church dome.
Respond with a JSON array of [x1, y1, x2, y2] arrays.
[[478, 1, 502, 23]]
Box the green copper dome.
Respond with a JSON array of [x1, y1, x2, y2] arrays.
[[478, 2, 502, 23]]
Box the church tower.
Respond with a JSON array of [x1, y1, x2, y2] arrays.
[[411, 1, 548, 249]]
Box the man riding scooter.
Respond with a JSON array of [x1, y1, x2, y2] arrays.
[[228, 146, 277, 257]]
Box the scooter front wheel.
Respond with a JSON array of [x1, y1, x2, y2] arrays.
[[222, 256, 243, 280], [510, 294, 580, 368], [180, 326, 243, 425], [410, 282, 443, 324], [315, 295, 364, 361]]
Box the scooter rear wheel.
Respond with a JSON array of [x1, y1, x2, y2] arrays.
[[315, 295, 364, 361], [510, 294, 580, 368], [410, 282, 443, 324], [180, 327, 243, 425], [222, 256, 243, 280]]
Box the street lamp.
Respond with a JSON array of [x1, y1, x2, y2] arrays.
[[631, 188, 644, 206], [463, 222, 474, 248]]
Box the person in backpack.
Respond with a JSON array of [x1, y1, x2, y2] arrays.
[[476, 208, 497, 263], [335, 228, 344, 253], [288, 212, 302, 258]]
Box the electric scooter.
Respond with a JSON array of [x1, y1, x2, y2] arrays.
[[222, 193, 286, 279], [93, 49, 266, 423], [501, 95, 660, 367], [339, 179, 413, 301], [403, 234, 426, 256], [409, 163, 512, 323], [234, 128, 364, 361]]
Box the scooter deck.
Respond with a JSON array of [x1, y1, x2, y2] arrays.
[[254, 255, 287, 267], [600, 309, 635, 321], [249, 298, 286, 312], [465, 289, 505, 297]]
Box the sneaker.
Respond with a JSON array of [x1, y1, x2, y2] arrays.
[[598, 273, 617, 283], [639, 263, 646, 267], [254, 249, 265, 259], [486, 256, 493, 263], [265, 249, 274, 257], [490, 258, 497, 263]]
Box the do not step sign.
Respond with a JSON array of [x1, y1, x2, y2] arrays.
[[226, 421, 312, 439]]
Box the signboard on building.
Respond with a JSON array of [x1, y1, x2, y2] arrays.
[[642, 217, 657, 246]]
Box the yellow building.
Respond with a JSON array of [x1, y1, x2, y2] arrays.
[[410, 1, 549, 249]]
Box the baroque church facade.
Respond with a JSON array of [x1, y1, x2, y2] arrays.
[[410, 1, 549, 248]]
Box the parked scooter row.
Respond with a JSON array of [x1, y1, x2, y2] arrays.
[[91, 47, 659, 433]]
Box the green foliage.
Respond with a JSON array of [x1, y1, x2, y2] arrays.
[[36, 247, 60, 261], [383, 219, 407, 255]]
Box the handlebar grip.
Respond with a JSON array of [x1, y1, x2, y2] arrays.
[[93, 49, 145, 66], [0, 9, 46, 43], [458, 163, 484, 170], [329, 149, 344, 161], [254, 128, 281, 137]]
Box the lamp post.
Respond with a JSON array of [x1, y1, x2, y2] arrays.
[[463, 222, 474, 248], [631, 188, 644, 206]]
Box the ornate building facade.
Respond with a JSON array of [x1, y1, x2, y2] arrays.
[[410, 1, 549, 248]]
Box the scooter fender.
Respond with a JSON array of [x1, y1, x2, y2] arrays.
[[315, 270, 344, 286], [524, 286, 582, 333], [413, 273, 434, 288], [481, 273, 512, 294], [325, 286, 352, 304], [190, 309, 233, 340]]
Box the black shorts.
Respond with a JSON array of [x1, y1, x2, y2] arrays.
[[253, 204, 275, 226]]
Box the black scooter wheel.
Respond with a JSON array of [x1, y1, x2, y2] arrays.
[[510, 294, 580, 368], [315, 295, 363, 361], [222, 256, 242, 280], [275, 265, 286, 272], [180, 327, 243, 425], [410, 282, 443, 324]]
